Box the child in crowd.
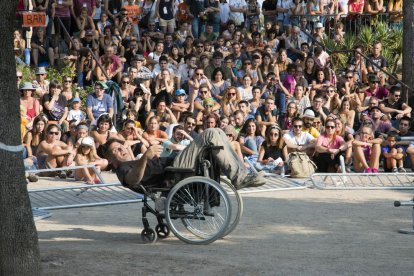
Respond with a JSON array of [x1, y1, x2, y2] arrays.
[[382, 131, 406, 173], [67, 97, 86, 125]]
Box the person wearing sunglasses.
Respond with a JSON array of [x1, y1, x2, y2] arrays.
[[315, 119, 348, 172], [379, 86, 412, 128], [36, 124, 75, 178], [283, 117, 316, 156], [364, 74, 389, 101]]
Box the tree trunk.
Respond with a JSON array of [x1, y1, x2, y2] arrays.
[[402, 0, 414, 106], [0, 1, 41, 275]]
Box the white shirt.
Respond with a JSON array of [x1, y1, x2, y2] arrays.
[[229, 0, 247, 25], [283, 131, 314, 146]]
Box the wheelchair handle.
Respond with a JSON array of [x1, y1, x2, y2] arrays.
[[394, 199, 414, 207], [396, 136, 414, 142]]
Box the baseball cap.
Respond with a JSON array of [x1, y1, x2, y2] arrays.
[[175, 89, 186, 96], [81, 136, 94, 147]]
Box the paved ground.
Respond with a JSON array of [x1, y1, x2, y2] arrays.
[[33, 173, 414, 275]]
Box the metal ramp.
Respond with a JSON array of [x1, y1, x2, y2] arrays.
[[310, 173, 414, 190], [221, 174, 307, 194], [30, 183, 143, 211]]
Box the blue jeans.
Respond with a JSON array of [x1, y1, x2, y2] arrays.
[[191, 17, 204, 38], [24, 48, 30, 65], [275, 90, 286, 115]]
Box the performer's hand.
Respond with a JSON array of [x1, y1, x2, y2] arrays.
[[146, 145, 163, 159]]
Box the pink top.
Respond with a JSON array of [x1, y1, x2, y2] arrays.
[[316, 134, 344, 150]]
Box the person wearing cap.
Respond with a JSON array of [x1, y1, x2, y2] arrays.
[[67, 97, 87, 125], [312, 22, 327, 43], [86, 81, 114, 123], [31, 66, 50, 98], [171, 89, 190, 121], [302, 109, 320, 138], [20, 82, 40, 123], [364, 73, 389, 101], [283, 117, 316, 155], [74, 136, 108, 184]]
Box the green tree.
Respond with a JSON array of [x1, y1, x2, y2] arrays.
[[0, 1, 41, 275]]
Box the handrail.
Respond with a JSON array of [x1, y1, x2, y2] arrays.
[[56, 17, 110, 80], [297, 26, 412, 96]]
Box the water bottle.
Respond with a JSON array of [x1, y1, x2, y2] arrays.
[[280, 166, 285, 177]]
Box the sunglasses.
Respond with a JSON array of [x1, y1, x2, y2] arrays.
[[196, 73, 203, 76], [197, 45, 204, 48], [346, 76, 353, 79], [228, 93, 236, 96], [244, 62, 251, 65], [186, 122, 196, 126], [226, 134, 233, 138], [122, 81, 130, 84], [325, 125, 336, 129], [17, 76, 22, 79], [48, 131, 59, 135], [293, 125, 303, 128], [200, 90, 209, 94], [269, 133, 279, 136], [64, 80, 72, 83]]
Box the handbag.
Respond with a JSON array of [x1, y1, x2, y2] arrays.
[[139, 2, 155, 28], [288, 152, 317, 178]]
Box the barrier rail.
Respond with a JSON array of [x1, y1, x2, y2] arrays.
[[311, 173, 414, 190], [26, 164, 106, 184]]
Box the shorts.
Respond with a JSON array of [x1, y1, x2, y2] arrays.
[[159, 18, 175, 27]]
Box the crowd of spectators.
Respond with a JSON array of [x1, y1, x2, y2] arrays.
[[16, 0, 413, 183]]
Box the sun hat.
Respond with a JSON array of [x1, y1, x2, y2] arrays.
[[302, 109, 316, 119], [81, 136, 94, 147], [35, 66, 47, 75], [20, 82, 35, 90]]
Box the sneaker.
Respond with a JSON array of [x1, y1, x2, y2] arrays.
[[364, 168, 372, 173], [345, 166, 352, 173], [58, 171, 67, 179], [238, 171, 267, 189], [66, 170, 74, 178], [392, 167, 398, 173], [371, 168, 379, 173], [155, 197, 166, 212], [27, 174, 38, 182], [398, 167, 407, 173]]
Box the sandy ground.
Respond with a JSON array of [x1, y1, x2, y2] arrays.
[[33, 172, 414, 275]]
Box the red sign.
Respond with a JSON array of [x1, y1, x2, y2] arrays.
[[22, 12, 46, 27]]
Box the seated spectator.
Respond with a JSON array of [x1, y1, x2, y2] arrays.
[[249, 86, 262, 115], [13, 29, 30, 66], [315, 119, 348, 172], [379, 86, 412, 128], [75, 6, 97, 38], [210, 68, 231, 101], [221, 86, 241, 117], [224, 125, 244, 162], [256, 125, 286, 173], [193, 83, 221, 113], [280, 102, 300, 132], [335, 118, 354, 172], [337, 98, 355, 129], [304, 95, 331, 123], [238, 118, 264, 162], [202, 112, 221, 130], [237, 75, 254, 101], [19, 82, 40, 125], [67, 97, 87, 126], [31, 27, 56, 67], [61, 120, 79, 147], [352, 126, 382, 173], [146, 100, 177, 131], [283, 117, 316, 156], [96, 46, 122, 83], [382, 131, 406, 173], [42, 80, 69, 131], [196, 98, 218, 128], [32, 66, 50, 98], [288, 84, 311, 115], [302, 110, 320, 138], [142, 116, 169, 146], [160, 124, 193, 158], [91, 113, 119, 157], [74, 136, 108, 184], [86, 81, 113, 124], [171, 89, 190, 121], [36, 124, 74, 178], [118, 119, 149, 156], [153, 68, 175, 108], [23, 116, 47, 159], [256, 95, 278, 137]]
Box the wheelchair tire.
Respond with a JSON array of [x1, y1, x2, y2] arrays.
[[141, 228, 157, 244], [165, 176, 231, 245], [219, 176, 243, 237], [155, 223, 170, 239]]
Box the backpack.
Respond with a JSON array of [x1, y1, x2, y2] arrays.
[[288, 152, 317, 178]]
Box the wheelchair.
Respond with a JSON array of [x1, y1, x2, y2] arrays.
[[138, 145, 243, 245]]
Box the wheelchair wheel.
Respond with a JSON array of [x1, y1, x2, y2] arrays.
[[165, 176, 231, 245], [155, 223, 170, 239], [141, 228, 157, 244], [220, 176, 244, 237]]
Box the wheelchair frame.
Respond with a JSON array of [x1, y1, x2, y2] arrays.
[[138, 145, 243, 245]]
